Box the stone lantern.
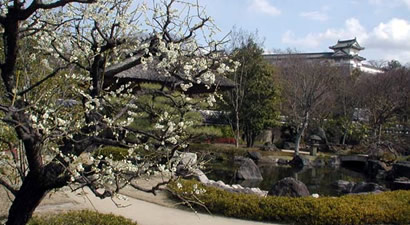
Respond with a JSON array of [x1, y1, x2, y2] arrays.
[[309, 135, 322, 156]]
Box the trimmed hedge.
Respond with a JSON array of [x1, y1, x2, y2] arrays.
[[169, 179, 410, 225], [28, 210, 138, 225]]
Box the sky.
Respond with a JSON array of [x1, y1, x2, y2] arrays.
[[200, 0, 410, 65]]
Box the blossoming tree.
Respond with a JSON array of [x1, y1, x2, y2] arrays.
[[0, 0, 233, 224]]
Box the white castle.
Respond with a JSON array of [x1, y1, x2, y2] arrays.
[[263, 38, 383, 74]]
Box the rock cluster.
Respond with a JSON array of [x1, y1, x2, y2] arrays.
[[332, 180, 387, 194], [191, 169, 268, 197]]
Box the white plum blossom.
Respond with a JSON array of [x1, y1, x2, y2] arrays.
[[0, 0, 235, 215]]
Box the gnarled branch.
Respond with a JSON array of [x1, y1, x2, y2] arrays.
[[20, 0, 96, 20]]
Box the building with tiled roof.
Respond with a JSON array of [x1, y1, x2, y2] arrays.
[[264, 38, 383, 74]]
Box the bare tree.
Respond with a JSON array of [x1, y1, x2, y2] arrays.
[[277, 56, 337, 155], [357, 68, 410, 142]]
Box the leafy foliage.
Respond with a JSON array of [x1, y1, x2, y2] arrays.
[[223, 33, 280, 147]]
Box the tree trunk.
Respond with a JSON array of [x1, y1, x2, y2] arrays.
[[245, 128, 253, 148], [294, 132, 302, 156], [295, 112, 309, 155], [6, 172, 48, 225], [342, 128, 347, 145], [235, 111, 240, 148]]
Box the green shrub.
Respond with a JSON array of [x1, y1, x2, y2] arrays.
[[169, 180, 410, 225], [28, 210, 137, 225], [95, 146, 129, 161]]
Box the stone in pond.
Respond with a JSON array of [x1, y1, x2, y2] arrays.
[[268, 177, 310, 197], [236, 158, 263, 180]]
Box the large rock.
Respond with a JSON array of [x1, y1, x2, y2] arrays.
[[367, 143, 398, 163], [256, 130, 273, 144], [351, 182, 386, 193], [192, 169, 209, 184], [268, 177, 310, 197], [173, 151, 197, 176], [333, 180, 386, 194], [314, 127, 327, 143], [289, 155, 311, 168], [332, 180, 355, 194], [261, 143, 280, 151], [236, 158, 263, 180], [173, 151, 197, 167], [247, 151, 262, 162]]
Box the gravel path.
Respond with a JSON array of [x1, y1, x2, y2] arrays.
[[33, 188, 282, 225]]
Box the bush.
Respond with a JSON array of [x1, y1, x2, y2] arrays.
[[28, 210, 137, 225], [169, 180, 410, 225], [95, 146, 129, 161]]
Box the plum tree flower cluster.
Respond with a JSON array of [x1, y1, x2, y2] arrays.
[[0, 0, 233, 224]]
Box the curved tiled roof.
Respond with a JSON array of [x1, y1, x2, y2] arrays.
[[105, 57, 235, 93], [329, 38, 365, 50]]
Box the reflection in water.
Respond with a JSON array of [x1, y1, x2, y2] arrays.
[[205, 160, 374, 196]]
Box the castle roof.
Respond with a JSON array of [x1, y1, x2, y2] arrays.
[[329, 38, 365, 50]]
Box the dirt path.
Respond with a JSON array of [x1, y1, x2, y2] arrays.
[[1, 175, 283, 225]]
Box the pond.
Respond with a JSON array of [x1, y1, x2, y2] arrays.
[[204, 159, 385, 196]]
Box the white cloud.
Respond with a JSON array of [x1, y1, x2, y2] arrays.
[[403, 0, 410, 8], [282, 18, 367, 48], [368, 0, 410, 9], [249, 0, 281, 16], [299, 11, 328, 22], [281, 18, 410, 63]]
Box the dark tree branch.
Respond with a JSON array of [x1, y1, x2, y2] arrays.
[[20, 0, 96, 20], [0, 104, 9, 112], [124, 127, 160, 141], [18, 65, 69, 96], [51, 41, 89, 71], [104, 55, 143, 77], [113, 99, 136, 121], [91, 136, 129, 148], [129, 179, 172, 196], [174, 17, 210, 44]]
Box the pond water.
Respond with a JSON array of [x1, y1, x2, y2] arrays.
[[205, 160, 382, 196]]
